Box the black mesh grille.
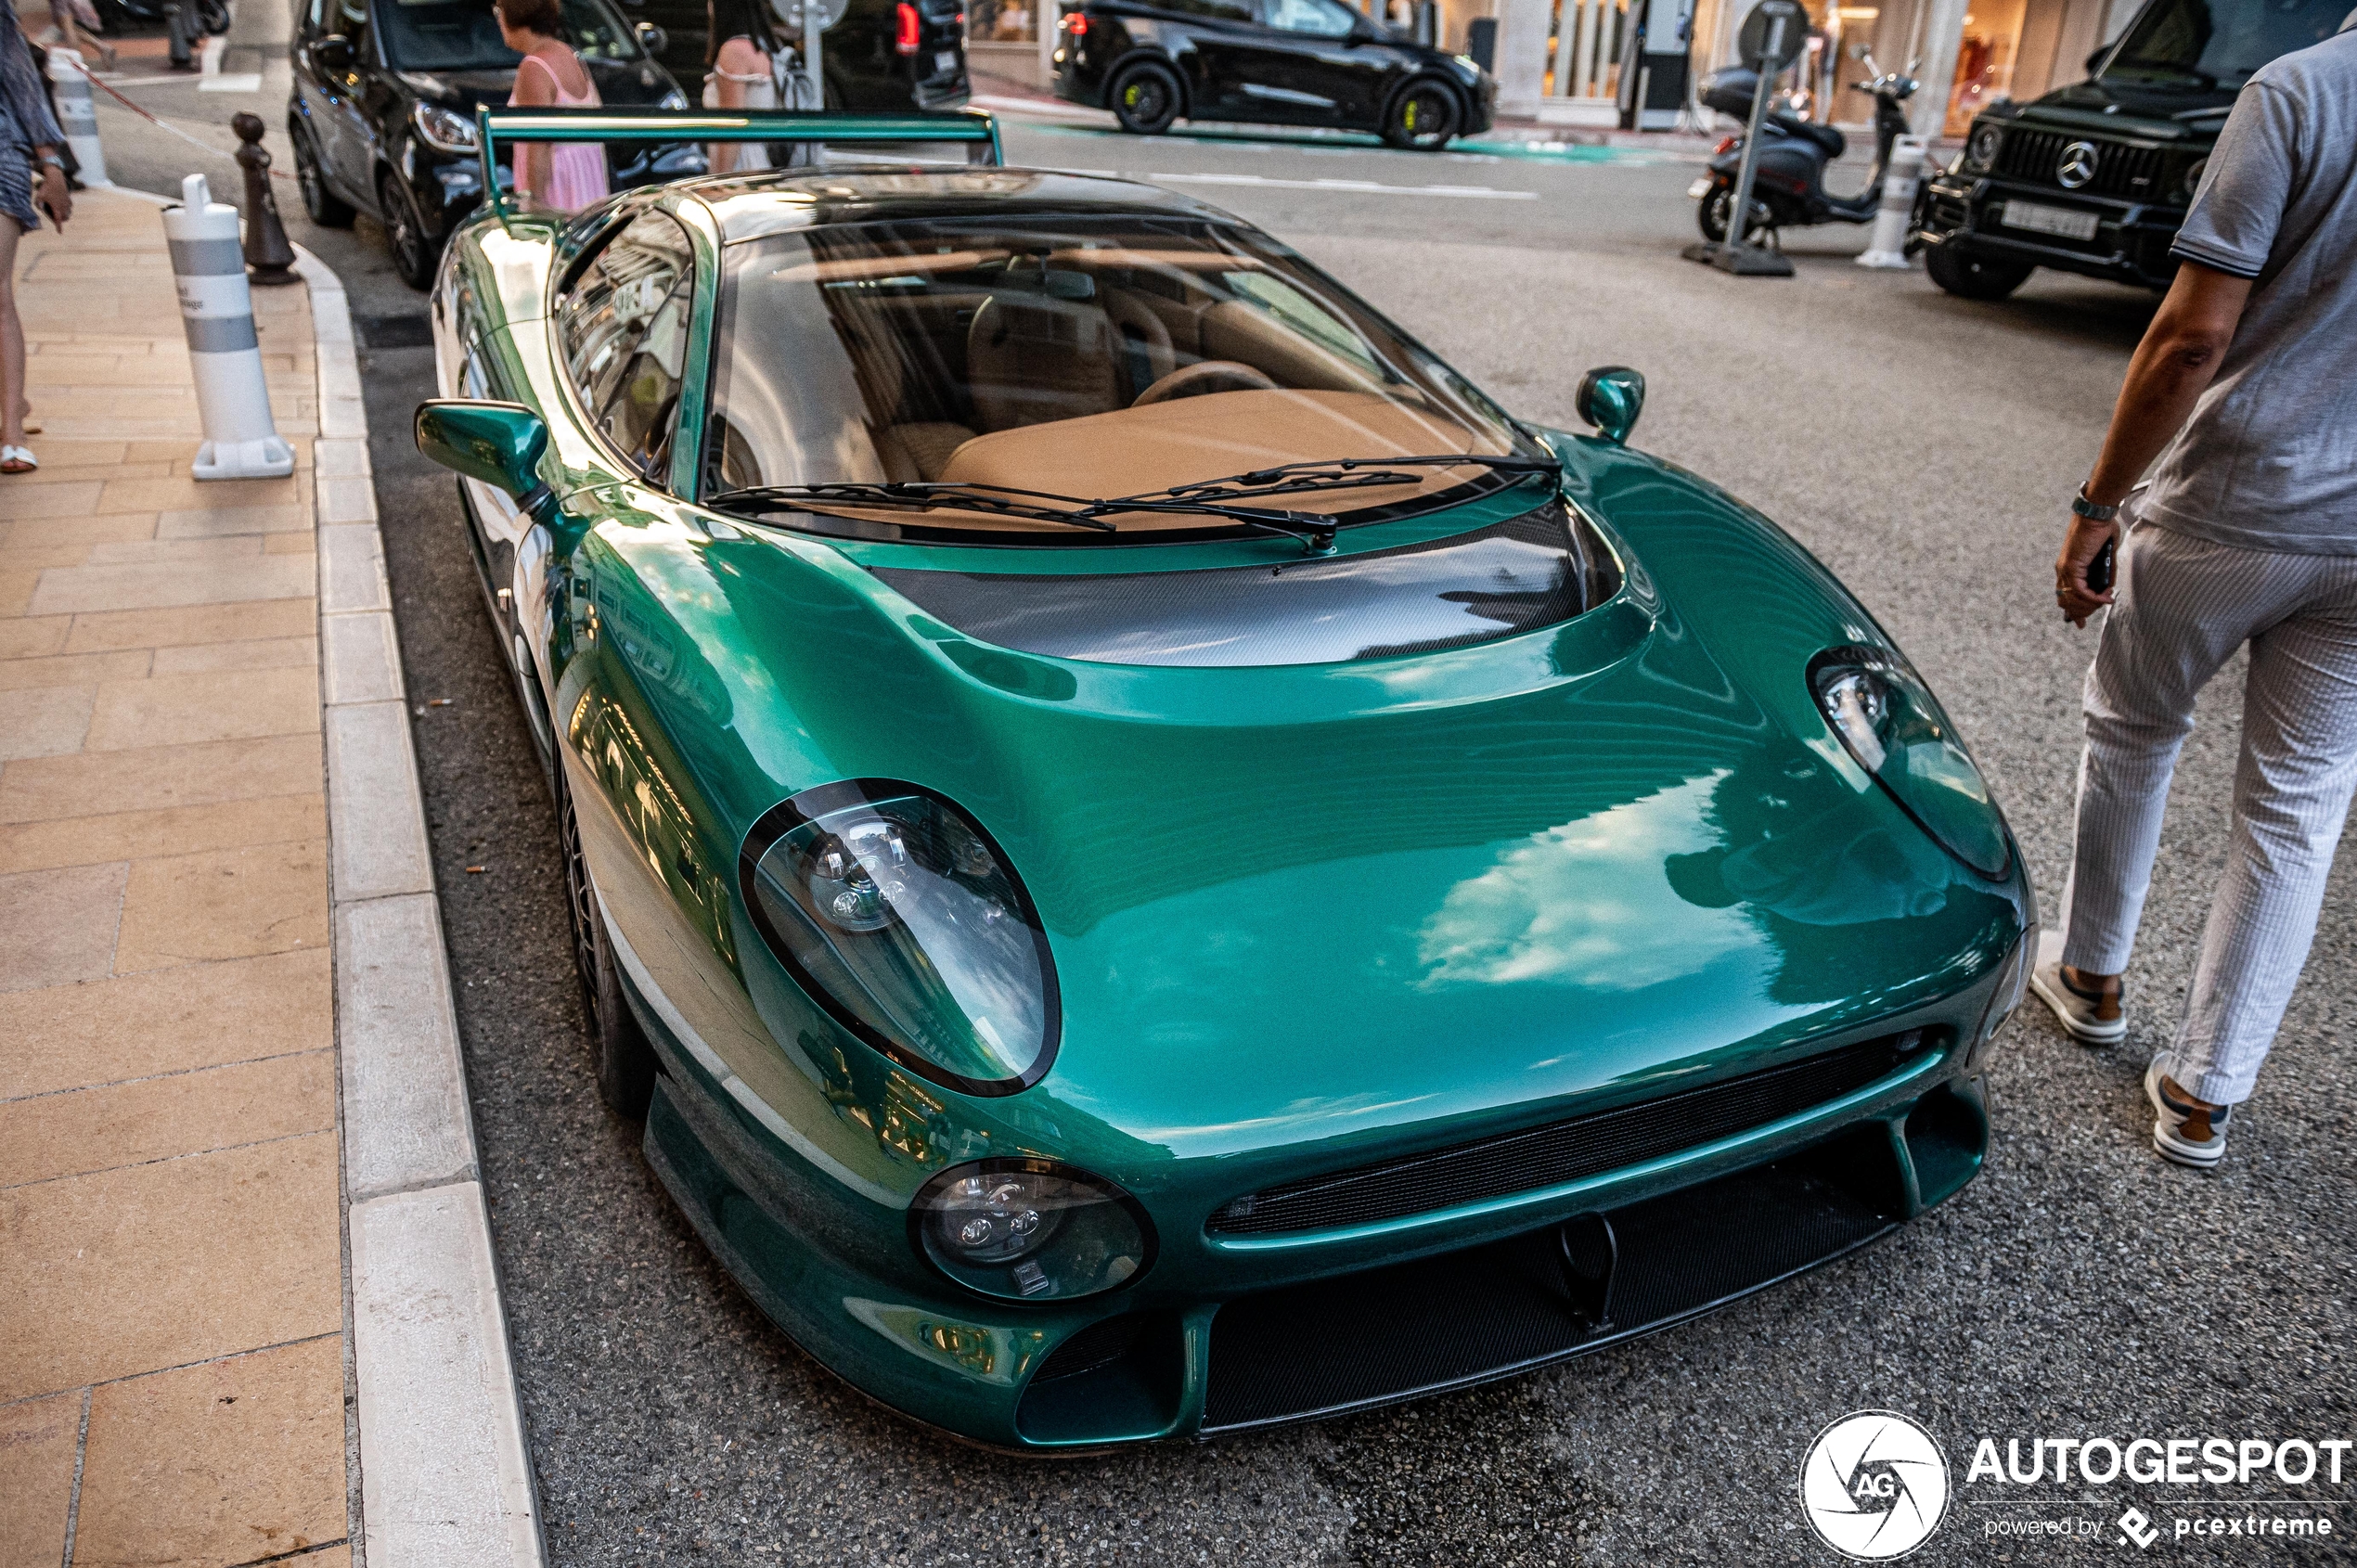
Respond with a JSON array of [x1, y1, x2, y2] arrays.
[[1201, 1148, 1900, 1432], [1993, 129, 2166, 200], [1206, 1031, 1933, 1236]]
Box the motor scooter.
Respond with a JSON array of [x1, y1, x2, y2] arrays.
[[1688, 55, 1920, 246]]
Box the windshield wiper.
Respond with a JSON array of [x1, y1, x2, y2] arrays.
[[1136, 453, 1561, 507], [703, 479, 1349, 554]]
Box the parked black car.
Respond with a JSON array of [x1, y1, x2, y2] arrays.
[[289, 0, 699, 289], [1050, 0, 1494, 149], [624, 0, 970, 111], [1913, 0, 2347, 300]]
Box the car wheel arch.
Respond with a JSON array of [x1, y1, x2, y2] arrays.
[[1105, 48, 1191, 115], [1383, 71, 1465, 127]]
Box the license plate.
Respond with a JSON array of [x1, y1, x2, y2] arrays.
[[2000, 199, 2100, 242], [935, 49, 959, 74], [1687, 176, 1712, 199]]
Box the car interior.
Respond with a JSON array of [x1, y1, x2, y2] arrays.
[[698, 217, 1526, 529]]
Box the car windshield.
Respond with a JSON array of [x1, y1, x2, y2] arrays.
[[702, 203, 1546, 538], [378, 0, 641, 71], [2099, 0, 2346, 87]]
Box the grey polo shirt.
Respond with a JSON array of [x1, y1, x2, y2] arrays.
[[2139, 27, 2357, 554]]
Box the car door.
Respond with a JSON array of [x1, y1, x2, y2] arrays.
[[1151, 0, 1275, 117], [1249, 0, 1376, 122], [313, 0, 378, 206]]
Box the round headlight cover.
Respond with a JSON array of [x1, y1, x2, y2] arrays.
[[740, 780, 1058, 1095], [1966, 122, 2003, 170], [1810, 647, 2011, 879], [912, 1159, 1153, 1302]]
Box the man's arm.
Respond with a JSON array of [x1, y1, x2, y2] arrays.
[[2055, 260, 2254, 626]]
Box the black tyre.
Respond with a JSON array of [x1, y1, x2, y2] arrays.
[[379, 172, 437, 291], [1925, 242, 2033, 301], [1696, 180, 1772, 246], [1382, 79, 1461, 150], [1109, 61, 1182, 135], [291, 121, 355, 229], [556, 765, 659, 1120]]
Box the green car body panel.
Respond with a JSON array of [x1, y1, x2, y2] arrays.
[[425, 122, 2030, 1449]]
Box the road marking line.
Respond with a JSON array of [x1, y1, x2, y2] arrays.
[[1143, 172, 1539, 199]]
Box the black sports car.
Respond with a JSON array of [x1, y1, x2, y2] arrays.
[[1051, 0, 1494, 149], [289, 0, 699, 288]]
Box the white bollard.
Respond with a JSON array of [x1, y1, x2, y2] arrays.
[[1856, 135, 1926, 269], [164, 173, 293, 481], [46, 49, 109, 189]]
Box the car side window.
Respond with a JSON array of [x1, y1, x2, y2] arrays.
[[1264, 0, 1356, 32], [558, 209, 697, 487], [1157, 0, 1256, 21], [302, 0, 325, 36]]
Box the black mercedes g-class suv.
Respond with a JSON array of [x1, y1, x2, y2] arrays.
[[1913, 0, 2348, 299]]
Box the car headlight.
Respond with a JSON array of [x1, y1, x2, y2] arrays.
[[411, 102, 478, 155], [1966, 923, 2033, 1068], [740, 780, 1059, 1095], [2179, 154, 2208, 199], [1964, 122, 2002, 171], [912, 1159, 1153, 1301], [660, 88, 689, 109], [1810, 647, 2010, 878]]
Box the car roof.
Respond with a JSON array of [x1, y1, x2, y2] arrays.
[[679, 166, 1235, 244]]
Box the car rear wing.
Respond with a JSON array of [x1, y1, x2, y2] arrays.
[[472, 105, 1005, 221]]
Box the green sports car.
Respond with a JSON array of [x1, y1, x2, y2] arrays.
[[419, 107, 2033, 1451]]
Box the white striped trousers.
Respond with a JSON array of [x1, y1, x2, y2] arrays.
[[2059, 523, 2357, 1105]]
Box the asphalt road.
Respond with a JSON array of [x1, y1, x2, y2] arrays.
[[90, 52, 2357, 1567]]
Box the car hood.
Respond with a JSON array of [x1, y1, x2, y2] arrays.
[[611, 478, 2025, 1160], [394, 58, 677, 110], [2004, 74, 2234, 140]]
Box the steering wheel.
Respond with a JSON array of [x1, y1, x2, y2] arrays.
[[1130, 360, 1280, 408]]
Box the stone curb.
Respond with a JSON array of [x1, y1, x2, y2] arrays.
[[293, 247, 547, 1568]]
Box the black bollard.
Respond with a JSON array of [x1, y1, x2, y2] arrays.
[[166, 0, 196, 69], [232, 114, 300, 287]]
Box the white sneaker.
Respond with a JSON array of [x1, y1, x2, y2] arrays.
[[2146, 1058, 2230, 1169], [2029, 941, 2127, 1046]]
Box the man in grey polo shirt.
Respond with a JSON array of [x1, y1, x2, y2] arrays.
[[2034, 14, 2357, 1167]]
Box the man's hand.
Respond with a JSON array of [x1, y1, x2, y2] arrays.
[[35, 163, 71, 230], [2055, 513, 2119, 629]]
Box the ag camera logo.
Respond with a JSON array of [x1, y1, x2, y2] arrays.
[[1800, 1410, 1951, 1559]]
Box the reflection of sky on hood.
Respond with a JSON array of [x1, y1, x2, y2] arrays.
[[1416, 774, 1758, 993]]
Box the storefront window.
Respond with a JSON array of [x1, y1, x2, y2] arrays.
[[969, 0, 1034, 42], [1946, 0, 2027, 132]]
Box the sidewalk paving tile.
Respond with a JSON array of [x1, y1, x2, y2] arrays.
[[0, 684, 95, 757], [72, 1335, 347, 1568], [0, 862, 126, 994], [0, 1391, 80, 1568], [114, 840, 329, 974], [0, 794, 326, 877], [83, 664, 320, 752], [151, 636, 318, 675], [0, 948, 332, 1101], [61, 598, 316, 653], [0, 734, 324, 824], [0, 1132, 342, 1400], [0, 650, 153, 691], [26, 554, 316, 617], [0, 1050, 334, 1189]]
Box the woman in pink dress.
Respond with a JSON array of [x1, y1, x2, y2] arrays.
[[496, 0, 610, 212]]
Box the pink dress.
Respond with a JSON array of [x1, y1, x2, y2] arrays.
[[510, 52, 611, 211]]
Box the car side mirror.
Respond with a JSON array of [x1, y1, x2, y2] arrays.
[[1574, 365, 1644, 445], [313, 32, 354, 69], [415, 400, 557, 520], [2084, 45, 2109, 73], [636, 20, 668, 54]]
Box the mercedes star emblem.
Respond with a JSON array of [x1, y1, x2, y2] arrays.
[[2056, 141, 2100, 189]]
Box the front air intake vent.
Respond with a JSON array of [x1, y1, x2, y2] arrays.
[[1206, 1030, 1936, 1236]]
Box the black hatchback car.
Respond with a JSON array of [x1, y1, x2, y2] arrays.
[[1051, 0, 1493, 148], [290, 0, 699, 288], [1913, 0, 2348, 300]]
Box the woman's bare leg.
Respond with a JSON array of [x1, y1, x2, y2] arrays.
[[0, 218, 29, 448]]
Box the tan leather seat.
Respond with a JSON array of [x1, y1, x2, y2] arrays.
[[965, 293, 1123, 431], [875, 421, 976, 482]]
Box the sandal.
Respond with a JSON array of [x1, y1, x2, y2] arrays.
[[1, 445, 37, 474]]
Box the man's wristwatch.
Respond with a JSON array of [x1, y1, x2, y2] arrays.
[[2070, 484, 2120, 522], [36, 152, 63, 171]]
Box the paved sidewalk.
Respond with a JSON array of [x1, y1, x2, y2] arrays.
[[0, 187, 349, 1568]]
